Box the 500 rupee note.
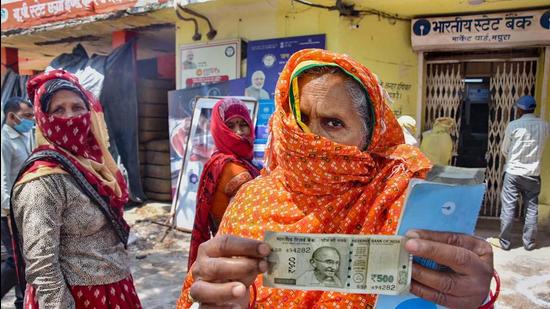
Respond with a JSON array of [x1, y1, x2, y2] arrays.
[[263, 231, 411, 295]]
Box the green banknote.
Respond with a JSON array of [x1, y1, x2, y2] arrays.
[[263, 231, 411, 295]]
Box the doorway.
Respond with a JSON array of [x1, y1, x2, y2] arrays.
[[457, 77, 490, 168], [424, 49, 539, 218]]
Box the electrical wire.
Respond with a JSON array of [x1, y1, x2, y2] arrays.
[[293, 0, 335, 10], [179, 7, 216, 32], [292, 0, 411, 22], [175, 5, 202, 41], [177, 5, 217, 40]]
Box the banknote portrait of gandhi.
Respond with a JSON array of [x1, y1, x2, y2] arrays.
[[297, 246, 343, 288]]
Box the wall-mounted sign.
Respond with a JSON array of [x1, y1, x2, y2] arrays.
[[179, 40, 241, 89], [412, 9, 550, 51], [246, 34, 326, 100], [0, 0, 167, 31]]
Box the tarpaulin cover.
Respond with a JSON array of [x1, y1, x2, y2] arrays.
[[47, 42, 146, 202], [48, 44, 106, 98]]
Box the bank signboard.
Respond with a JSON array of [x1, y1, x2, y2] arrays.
[[412, 9, 550, 51]]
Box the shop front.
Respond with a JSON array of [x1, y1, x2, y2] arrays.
[[1, 1, 180, 202], [172, 1, 549, 225], [412, 9, 550, 222]]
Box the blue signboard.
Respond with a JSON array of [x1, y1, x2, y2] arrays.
[[254, 99, 275, 162], [245, 34, 326, 101]]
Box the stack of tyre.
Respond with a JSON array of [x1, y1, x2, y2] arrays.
[[138, 79, 173, 202]]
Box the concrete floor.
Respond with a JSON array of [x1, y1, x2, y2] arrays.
[[475, 218, 550, 309], [2, 209, 549, 308]]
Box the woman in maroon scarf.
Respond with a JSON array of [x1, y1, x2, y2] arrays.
[[188, 98, 260, 269], [10, 70, 141, 308]]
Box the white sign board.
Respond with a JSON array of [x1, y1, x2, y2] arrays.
[[411, 9, 550, 51], [173, 96, 257, 229], [179, 40, 241, 89]]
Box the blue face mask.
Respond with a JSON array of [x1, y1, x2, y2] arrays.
[[13, 115, 35, 133]]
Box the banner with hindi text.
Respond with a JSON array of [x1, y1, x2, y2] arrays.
[[1, 0, 167, 31]]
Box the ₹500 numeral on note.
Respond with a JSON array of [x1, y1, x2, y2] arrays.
[[263, 231, 411, 295]]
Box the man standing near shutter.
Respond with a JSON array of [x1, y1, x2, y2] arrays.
[[498, 96, 549, 251]]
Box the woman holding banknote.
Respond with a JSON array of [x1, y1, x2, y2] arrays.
[[176, 49, 495, 308]]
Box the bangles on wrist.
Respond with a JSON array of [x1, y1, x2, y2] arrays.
[[249, 283, 257, 309], [478, 270, 500, 309]]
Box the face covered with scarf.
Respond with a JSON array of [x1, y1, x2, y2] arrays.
[[187, 98, 259, 269], [19, 70, 129, 220], [178, 50, 493, 309], [38, 77, 101, 160], [211, 98, 255, 158]]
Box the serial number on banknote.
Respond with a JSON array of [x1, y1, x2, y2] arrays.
[[286, 247, 312, 254], [263, 231, 412, 295]]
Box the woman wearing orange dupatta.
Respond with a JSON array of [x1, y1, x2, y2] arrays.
[[9, 70, 142, 308], [176, 50, 493, 308]]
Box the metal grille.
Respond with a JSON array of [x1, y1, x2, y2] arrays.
[[484, 61, 537, 217], [424, 63, 465, 160]]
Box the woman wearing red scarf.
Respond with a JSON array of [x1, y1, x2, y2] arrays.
[[188, 98, 260, 270], [9, 70, 142, 308]]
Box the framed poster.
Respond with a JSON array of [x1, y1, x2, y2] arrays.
[[168, 78, 247, 196], [179, 40, 241, 89], [172, 96, 258, 229], [245, 34, 326, 100]]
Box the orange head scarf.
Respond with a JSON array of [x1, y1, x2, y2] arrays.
[[177, 49, 431, 308]]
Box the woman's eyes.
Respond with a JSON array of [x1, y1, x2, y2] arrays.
[[298, 113, 344, 129], [323, 118, 345, 128], [227, 121, 249, 129], [51, 104, 85, 115], [52, 108, 64, 115]]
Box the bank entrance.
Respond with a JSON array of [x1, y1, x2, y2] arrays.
[[423, 48, 540, 218]]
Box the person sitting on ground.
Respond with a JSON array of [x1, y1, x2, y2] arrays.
[[10, 70, 142, 308], [176, 49, 494, 309]]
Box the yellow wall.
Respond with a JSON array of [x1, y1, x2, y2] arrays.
[[175, 6, 418, 117], [538, 49, 550, 208], [174, 5, 550, 208]]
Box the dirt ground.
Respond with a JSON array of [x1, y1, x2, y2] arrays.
[[1, 202, 191, 309], [2, 204, 549, 308], [123, 203, 191, 308]]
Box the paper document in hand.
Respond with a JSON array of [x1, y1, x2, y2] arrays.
[[263, 232, 411, 295], [375, 166, 486, 308]]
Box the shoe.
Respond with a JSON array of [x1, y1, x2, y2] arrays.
[[524, 243, 536, 251], [487, 237, 511, 250]]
